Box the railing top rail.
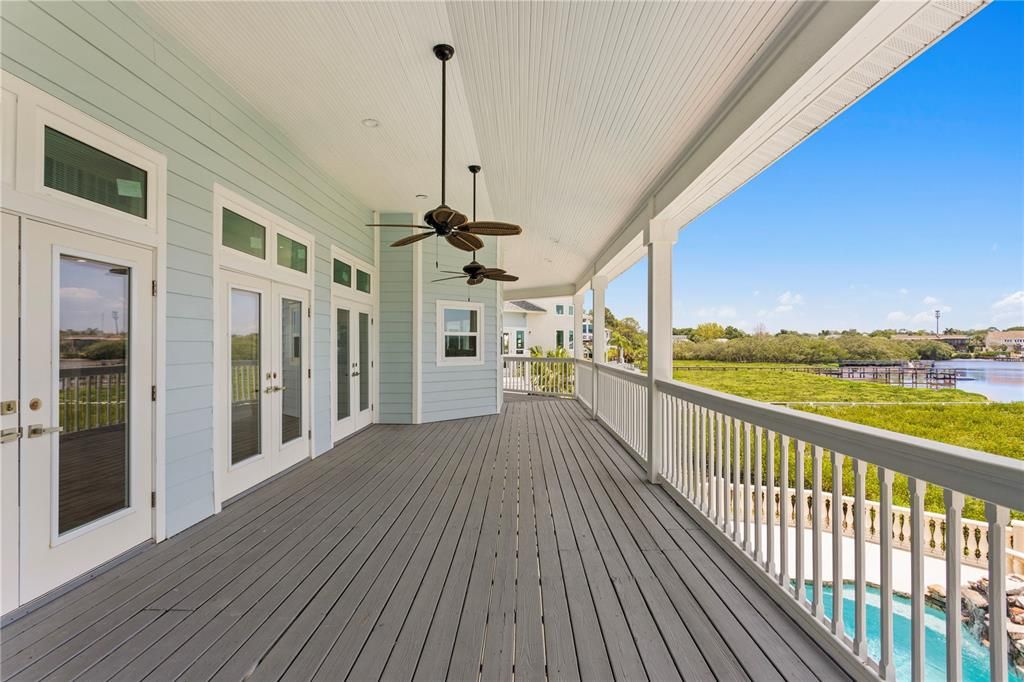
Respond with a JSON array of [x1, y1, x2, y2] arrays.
[[59, 364, 126, 377], [594, 361, 648, 386], [656, 378, 1024, 510], [503, 356, 575, 364]]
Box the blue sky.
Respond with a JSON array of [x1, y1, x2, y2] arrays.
[[604, 1, 1023, 334]]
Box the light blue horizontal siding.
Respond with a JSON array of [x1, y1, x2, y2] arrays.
[[1, 0, 372, 536], [378, 218, 414, 423], [421, 236, 499, 423]]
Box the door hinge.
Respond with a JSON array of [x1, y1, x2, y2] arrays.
[[151, 491, 156, 508], [151, 385, 157, 401], [307, 306, 311, 318], [307, 429, 312, 439], [152, 280, 157, 296], [307, 368, 311, 378]]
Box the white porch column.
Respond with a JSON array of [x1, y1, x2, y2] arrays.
[[591, 275, 608, 420], [645, 219, 676, 484], [572, 292, 584, 361]]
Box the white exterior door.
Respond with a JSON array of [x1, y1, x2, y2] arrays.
[[332, 299, 373, 442], [219, 272, 310, 501], [2, 215, 155, 607]]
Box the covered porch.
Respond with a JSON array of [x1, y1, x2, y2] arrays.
[[0, 396, 844, 681]]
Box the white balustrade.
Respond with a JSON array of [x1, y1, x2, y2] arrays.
[[502, 357, 575, 397], [592, 363, 648, 464]]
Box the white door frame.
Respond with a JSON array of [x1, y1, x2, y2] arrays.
[[1, 73, 167, 614], [211, 185, 315, 510], [328, 245, 378, 446]]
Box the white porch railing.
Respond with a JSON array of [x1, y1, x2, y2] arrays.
[[502, 357, 575, 396], [594, 363, 648, 462], [582, 359, 1024, 681], [577, 360, 593, 409]]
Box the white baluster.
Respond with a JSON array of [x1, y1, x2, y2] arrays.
[[853, 458, 867, 659], [744, 422, 752, 554], [812, 445, 823, 619], [909, 476, 925, 682], [779, 434, 790, 590], [733, 417, 741, 542], [879, 467, 895, 681], [754, 424, 763, 564], [794, 438, 805, 603], [830, 450, 844, 633], [945, 489, 964, 682], [987, 502, 1009, 682], [718, 412, 728, 532], [766, 429, 776, 576]]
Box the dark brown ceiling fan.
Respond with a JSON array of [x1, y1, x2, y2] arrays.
[[432, 165, 519, 286], [366, 44, 522, 252]]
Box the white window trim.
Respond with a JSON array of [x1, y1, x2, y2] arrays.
[[330, 244, 375, 302], [436, 300, 485, 367], [212, 183, 314, 290]]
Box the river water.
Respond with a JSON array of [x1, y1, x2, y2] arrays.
[[934, 359, 1024, 402]]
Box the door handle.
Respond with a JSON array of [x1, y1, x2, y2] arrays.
[[0, 427, 21, 444], [27, 424, 62, 438], [351, 372, 360, 377]]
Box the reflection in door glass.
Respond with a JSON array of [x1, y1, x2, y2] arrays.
[[337, 309, 350, 420], [58, 256, 129, 534], [230, 289, 261, 464], [281, 298, 303, 443], [359, 312, 370, 411]]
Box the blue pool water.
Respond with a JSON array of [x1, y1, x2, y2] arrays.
[[807, 583, 1022, 681]]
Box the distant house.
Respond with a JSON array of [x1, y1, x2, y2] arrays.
[[503, 297, 577, 356], [984, 330, 1024, 352], [891, 334, 971, 352]]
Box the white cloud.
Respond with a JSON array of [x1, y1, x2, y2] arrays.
[[886, 311, 908, 322], [778, 291, 804, 306], [898, 288, 909, 296], [695, 305, 737, 320], [774, 304, 794, 314], [753, 290, 761, 297], [922, 296, 940, 305], [992, 291, 1024, 310], [910, 305, 952, 324]]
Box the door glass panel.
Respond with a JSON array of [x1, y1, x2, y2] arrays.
[[230, 289, 261, 464], [58, 255, 130, 533], [359, 312, 369, 411], [45, 127, 148, 219], [337, 308, 350, 420], [281, 298, 303, 443]]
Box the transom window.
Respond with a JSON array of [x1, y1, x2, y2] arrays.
[[356, 269, 371, 294], [437, 301, 484, 366], [277, 233, 307, 273], [333, 259, 352, 287], [222, 208, 266, 260], [44, 126, 148, 219]]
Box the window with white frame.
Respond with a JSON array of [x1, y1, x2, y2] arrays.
[[437, 301, 484, 366], [569, 330, 574, 350], [568, 305, 574, 316], [555, 304, 565, 315]]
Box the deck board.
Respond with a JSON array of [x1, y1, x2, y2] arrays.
[[1, 397, 848, 681]]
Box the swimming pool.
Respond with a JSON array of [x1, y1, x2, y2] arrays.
[[807, 584, 1022, 681]]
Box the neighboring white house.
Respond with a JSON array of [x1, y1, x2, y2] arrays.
[[502, 297, 577, 355]]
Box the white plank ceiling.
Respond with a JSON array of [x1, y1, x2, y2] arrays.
[[140, 1, 801, 292]]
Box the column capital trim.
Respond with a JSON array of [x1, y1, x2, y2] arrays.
[[644, 218, 678, 245]]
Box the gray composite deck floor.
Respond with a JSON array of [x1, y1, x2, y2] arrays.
[[1, 396, 848, 681]]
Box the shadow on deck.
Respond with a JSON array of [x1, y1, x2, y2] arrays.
[[1, 397, 847, 681]]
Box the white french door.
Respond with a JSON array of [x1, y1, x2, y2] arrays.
[[1, 213, 154, 609], [331, 298, 373, 442], [219, 271, 310, 501]]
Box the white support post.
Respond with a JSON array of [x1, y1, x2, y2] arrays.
[[591, 275, 607, 420], [572, 292, 584, 400], [645, 218, 675, 484]]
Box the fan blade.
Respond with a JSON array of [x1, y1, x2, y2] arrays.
[[431, 275, 466, 283], [447, 210, 469, 228], [467, 277, 485, 286], [440, 270, 466, 275], [478, 268, 506, 276], [484, 273, 519, 282], [458, 221, 522, 236], [366, 224, 432, 229], [391, 232, 434, 247], [446, 232, 484, 252]]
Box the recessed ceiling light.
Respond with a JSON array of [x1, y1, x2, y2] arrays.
[[361, 118, 379, 128], [415, 194, 428, 200]]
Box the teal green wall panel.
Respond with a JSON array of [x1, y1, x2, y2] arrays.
[[2, 1, 374, 535]]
